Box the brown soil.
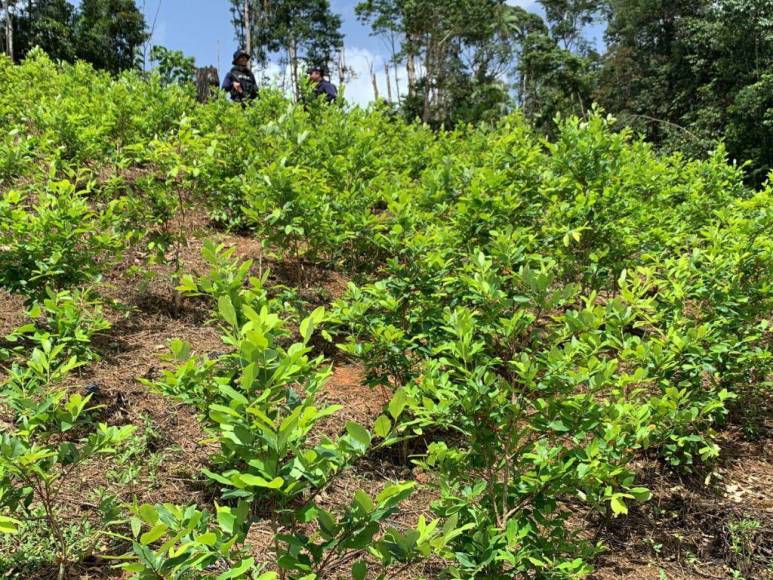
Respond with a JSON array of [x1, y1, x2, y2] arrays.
[[1, 216, 771, 580]]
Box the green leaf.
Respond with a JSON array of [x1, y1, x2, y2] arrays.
[[352, 560, 367, 580], [317, 509, 339, 539], [140, 523, 168, 545], [138, 504, 158, 525], [238, 363, 258, 393], [388, 389, 407, 420], [217, 506, 236, 535], [196, 531, 217, 546], [629, 487, 652, 502], [353, 490, 374, 514], [217, 558, 256, 580], [547, 420, 569, 433], [234, 474, 284, 489], [610, 495, 628, 516], [218, 296, 238, 328], [299, 306, 325, 343], [346, 422, 372, 451], [0, 516, 20, 534], [376, 482, 415, 505], [130, 517, 142, 538], [203, 469, 235, 487], [374, 415, 392, 438]]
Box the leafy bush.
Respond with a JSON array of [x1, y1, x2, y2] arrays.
[[0, 344, 135, 576], [149, 249, 434, 578], [0, 181, 124, 297]]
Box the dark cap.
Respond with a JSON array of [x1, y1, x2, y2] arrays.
[[232, 49, 250, 64], [308, 65, 325, 75]]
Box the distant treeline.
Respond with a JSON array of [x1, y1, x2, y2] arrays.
[[2, 0, 771, 183]]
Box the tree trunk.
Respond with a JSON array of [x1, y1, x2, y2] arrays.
[[371, 68, 379, 101], [422, 35, 434, 123], [384, 62, 393, 103], [288, 41, 299, 101], [3, 0, 12, 60], [338, 47, 345, 87], [243, 0, 251, 56], [406, 33, 417, 98], [390, 32, 400, 100], [196, 66, 220, 103]]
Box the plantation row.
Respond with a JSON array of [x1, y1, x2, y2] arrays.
[[0, 51, 771, 578]]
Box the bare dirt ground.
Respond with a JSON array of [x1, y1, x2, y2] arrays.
[[1, 215, 771, 579]]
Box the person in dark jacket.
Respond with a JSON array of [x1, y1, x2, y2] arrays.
[[222, 49, 258, 104], [308, 66, 337, 103]]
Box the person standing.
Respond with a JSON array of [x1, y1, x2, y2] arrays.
[[307, 66, 337, 103], [222, 49, 258, 104]]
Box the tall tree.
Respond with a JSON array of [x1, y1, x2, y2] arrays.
[[598, 0, 773, 183], [76, 0, 148, 74], [1, 0, 12, 59], [6, 0, 77, 62], [539, 0, 601, 52], [1, 0, 147, 71], [357, 0, 522, 125], [356, 0, 414, 97], [512, 1, 601, 132]]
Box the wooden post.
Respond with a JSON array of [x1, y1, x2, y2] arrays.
[[2, 0, 12, 60]]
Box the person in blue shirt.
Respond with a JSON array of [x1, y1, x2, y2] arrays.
[[222, 49, 258, 104], [308, 66, 337, 103]]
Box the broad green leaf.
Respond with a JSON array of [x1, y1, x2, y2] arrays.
[[388, 389, 407, 420], [548, 420, 569, 433], [202, 469, 234, 487], [352, 561, 367, 580], [217, 505, 236, 535], [299, 306, 325, 343], [196, 531, 217, 546], [130, 517, 142, 538], [610, 495, 628, 516], [376, 482, 415, 505], [353, 490, 374, 514], [0, 516, 20, 534], [234, 474, 284, 489], [138, 504, 158, 525], [140, 523, 168, 545], [346, 422, 372, 450], [218, 296, 238, 328], [374, 415, 392, 438], [217, 558, 256, 580], [317, 509, 338, 539]]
